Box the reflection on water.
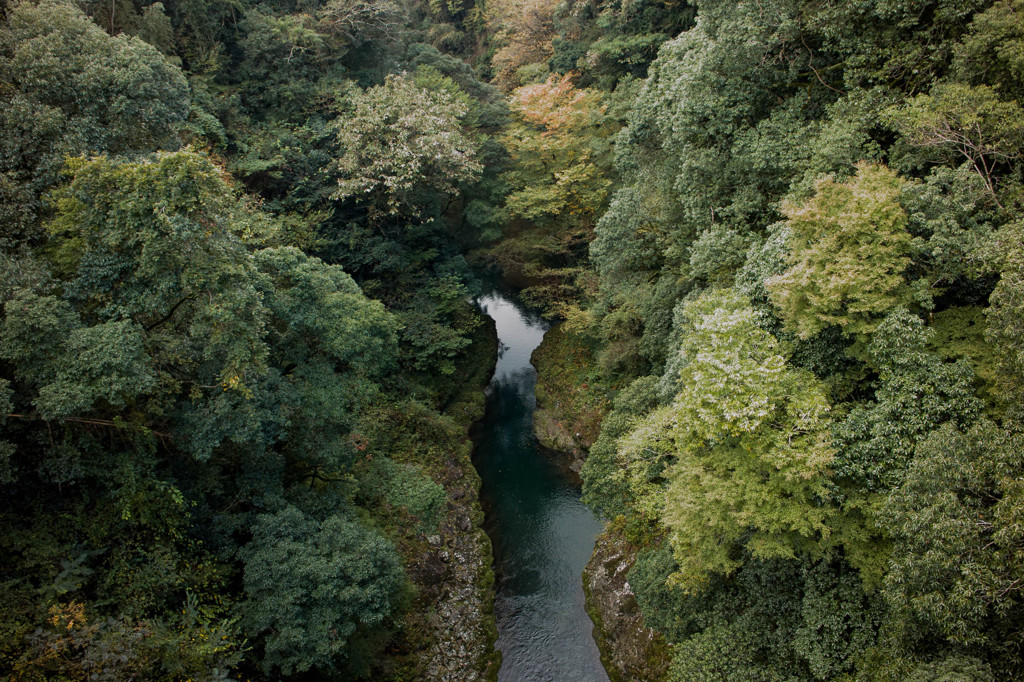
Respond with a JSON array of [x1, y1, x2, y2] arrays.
[[475, 293, 609, 682]]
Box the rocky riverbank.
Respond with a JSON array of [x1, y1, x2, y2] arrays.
[[417, 464, 499, 682], [381, 312, 501, 681], [583, 523, 671, 682]]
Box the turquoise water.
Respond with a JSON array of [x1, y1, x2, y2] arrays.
[[475, 293, 609, 682]]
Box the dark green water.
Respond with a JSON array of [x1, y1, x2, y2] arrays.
[[475, 293, 609, 682]]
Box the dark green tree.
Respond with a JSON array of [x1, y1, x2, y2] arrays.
[[0, 0, 189, 243], [241, 505, 404, 676]]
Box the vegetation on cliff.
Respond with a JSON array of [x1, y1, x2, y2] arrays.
[[564, 1, 1024, 678]]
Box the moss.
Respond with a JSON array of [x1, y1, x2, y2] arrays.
[[474, 525, 502, 682], [463, 316, 502, 681], [443, 311, 498, 429], [531, 323, 610, 454]]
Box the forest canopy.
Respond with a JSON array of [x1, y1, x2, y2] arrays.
[[2, 0, 1024, 679]]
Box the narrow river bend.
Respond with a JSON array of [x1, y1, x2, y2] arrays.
[[475, 292, 609, 682]]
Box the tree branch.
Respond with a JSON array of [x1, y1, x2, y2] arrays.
[[4, 413, 172, 440]]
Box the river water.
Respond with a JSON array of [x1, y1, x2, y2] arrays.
[[474, 292, 609, 682]]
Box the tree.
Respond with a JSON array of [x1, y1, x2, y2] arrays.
[[581, 375, 661, 521], [485, 0, 558, 89], [0, 129, 433, 677], [687, 224, 751, 283], [833, 308, 983, 492], [900, 165, 999, 287], [633, 549, 880, 682], [255, 246, 397, 377], [46, 150, 269, 410], [495, 73, 615, 314], [233, 9, 333, 122], [0, 0, 188, 153], [987, 221, 1024, 393], [241, 505, 404, 676], [332, 74, 482, 217], [0, 0, 189, 244], [585, 0, 843, 378], [954, 0, 1024, 95], [317, 0, 405, 44], [254, 246, 399, 479], [811, 0, 990, 91], [502, 73, 613, 225], [616, 289, 834, 588], [882, 419, 1024, 675], [954, 0, 1024, 99], [891, 83, 1024, 204], [766, 163, 914, 345], [0, 294, 155, 419], [631, 4, 836, 236]]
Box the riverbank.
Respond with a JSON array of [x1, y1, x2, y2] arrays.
[[528, 322, 669, 682], [530, 323, 610, 475], [380, 310, 501, 681], [583, 522, 671, 682]]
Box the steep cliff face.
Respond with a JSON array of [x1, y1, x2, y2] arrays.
[[583, 524, 670, 682], [386, 315, 501, 681], [417, 465, 498, 682]]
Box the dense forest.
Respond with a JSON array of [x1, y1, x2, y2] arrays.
[[0, 0, 508, 677], [2, 0, 1024, 679]]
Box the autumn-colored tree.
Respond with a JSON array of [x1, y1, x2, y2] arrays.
[[502, 74, 613, 224], [495, 73, 615, 314], [486, 0, 558, 89]]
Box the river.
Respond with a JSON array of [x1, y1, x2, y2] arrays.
[[474, 291, 610, 682]]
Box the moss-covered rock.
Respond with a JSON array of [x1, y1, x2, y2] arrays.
[[584, 521, 671, 682]]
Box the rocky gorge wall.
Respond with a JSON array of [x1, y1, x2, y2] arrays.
[[385, 314, 501, 681], [583, 523, 670, 682]]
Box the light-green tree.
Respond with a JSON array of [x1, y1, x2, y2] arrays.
[[891, 83, 1024, 204], [616, 289, 834, 589], [766, 162, 914, 345]]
